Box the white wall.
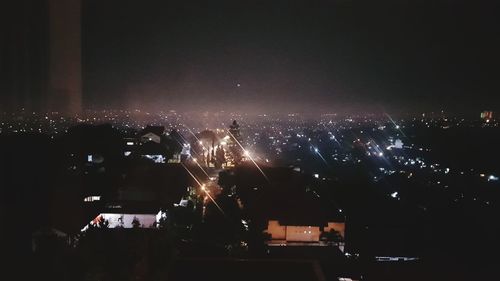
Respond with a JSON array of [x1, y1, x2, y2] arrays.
[[100, 213, 157, 228], [285, 226, 321, 242]]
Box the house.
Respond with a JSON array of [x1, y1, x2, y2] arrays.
[[136, 126, 184, 163], [59, 124, 123, 172], [123, 137, 137, 156], [80, 164, 196, 231], [81, 201, 167, 230], [265, 220, 345, 246], [264, 194, 346, 248], [224, 166, 346, 249], [140, 125, 165, 144], [137, 141, 168, 163]]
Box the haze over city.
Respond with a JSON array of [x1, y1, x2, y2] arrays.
[[2, 0, 500, 115]]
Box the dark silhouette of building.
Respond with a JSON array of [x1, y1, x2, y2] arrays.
[[229, 120, 242, 142], [228, 120, 243, 164]]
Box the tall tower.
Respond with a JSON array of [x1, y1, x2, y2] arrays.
[[229, 120, 242, 143], [48, 0, 82, 115], [228, 120, 243, 164]]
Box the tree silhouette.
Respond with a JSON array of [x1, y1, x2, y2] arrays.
[[321, 229, 343, 243], [132, 216, 141, 228]]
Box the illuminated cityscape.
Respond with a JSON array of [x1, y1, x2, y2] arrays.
[[2, 109, 500, 280], [2, 1, 500, 281]]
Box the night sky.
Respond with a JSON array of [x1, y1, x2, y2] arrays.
[[13, 0, 500, 114]]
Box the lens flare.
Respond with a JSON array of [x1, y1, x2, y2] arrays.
[[181, 163, 225, 216], [226, 128, 269, 182]]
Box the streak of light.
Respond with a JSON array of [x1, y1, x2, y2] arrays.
[[184, 125, 202, 144], [180, 124, 207, 160], [181, 162, 203, 186], [192, 158, 211, 179], [321, 123, 341, 146], [313, 147, 329, 165], [384, 113, 407, 138], [181, 163, 225, 216], [226, 128, 269, 182], [201, 186, 225, 216]]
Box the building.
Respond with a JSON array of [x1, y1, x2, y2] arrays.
[[88, 212, 160, 229], [264, 199, 346, 250], [123, 137, 137, 157], [79, 164, 198, 231], [266, 220, 345, 244], [137, 141, 168, 163], [480, 110, 493, 122], [228, 120, 243, 164], [229, 120, 242, 142], [140, 125, 165, 144], [81, 201, 167, 230], [225, 166, 346, 250]]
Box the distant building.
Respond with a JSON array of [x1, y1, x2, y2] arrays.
[[481, 110, 493, 122], [88, 213, 159, 229], [81, 202, 167, 230], [140, 125, 165, 144], [265, 219, 345, 252], [62, 124, 122, 174], [229, 120, 242, 142], [228, 120, 243, 164], [227, 166, 347, 250], [138, 141, 168, 163], [266, 220, 345, 243], [79, 163, 198, 232], [125, 127, 183, 163], [123, 137, 137, 156], [136, 126, 169, 162], [180, 143, 191, 161]]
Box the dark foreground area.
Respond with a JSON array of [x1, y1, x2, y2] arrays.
[[2, 122, 500, 280]]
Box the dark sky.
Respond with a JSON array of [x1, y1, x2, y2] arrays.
[[82, 0, 500, 114]]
